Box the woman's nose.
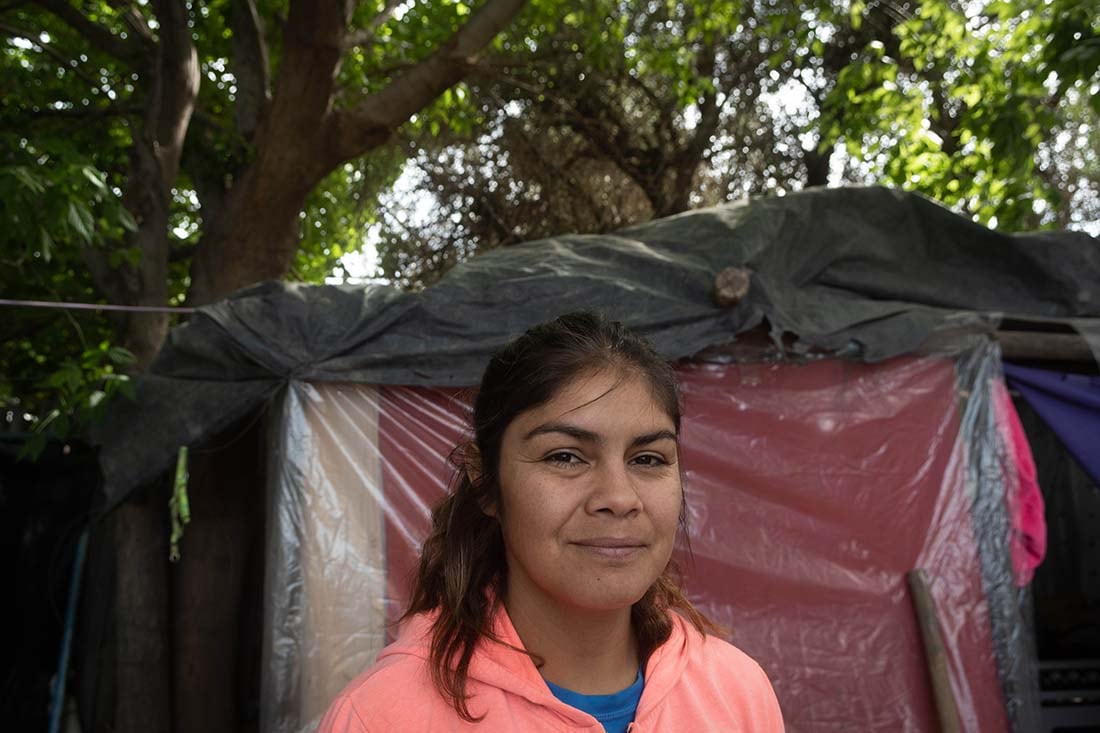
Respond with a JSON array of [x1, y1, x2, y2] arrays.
[[585, 461, 643, 516]]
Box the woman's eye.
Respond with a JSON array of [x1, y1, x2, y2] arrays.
[[632, 454, 668, 467], [545, 451, 583, 466]]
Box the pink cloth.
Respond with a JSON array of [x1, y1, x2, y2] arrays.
[[318, 605, 783, 732], [992, 379, 1047, 585]]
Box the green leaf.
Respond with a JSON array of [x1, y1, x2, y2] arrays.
[[9, 166, 46, 194], [40, 229, 55, 263], [850, 0, 866, 30], [117, 379, 137, 401], [118, 207, 138, 232], [80, 165, 107, 189], [17, 431, 48, 462], [66, 201, 95, 241], [107, 347, 136, 365]]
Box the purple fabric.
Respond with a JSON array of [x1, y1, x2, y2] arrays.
[[1004, 363, 1100, 489]]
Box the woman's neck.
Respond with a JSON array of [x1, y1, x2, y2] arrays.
[[503, 586, 640, 695]]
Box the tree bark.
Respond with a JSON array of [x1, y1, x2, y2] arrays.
[[189, 162, 323, 305], [77, 0, 199, 365], [111, 488, 172, 733], [172, 414, 266, 733], [45, 2, 201, 730], [188, 0, 350, 304], [546, 36, 723, 220], [189, 0, 528, 304], [804, 147, 831, 188], [229, 0, 270, 141]]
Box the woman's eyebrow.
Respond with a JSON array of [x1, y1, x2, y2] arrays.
[[523, 422, 599, 443], [523, 423, 677, 448], [629, 429, 678, 449]]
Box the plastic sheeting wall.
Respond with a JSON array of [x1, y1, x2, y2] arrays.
[[263, 347, 1037, 732], [263, 384, 388, 732]]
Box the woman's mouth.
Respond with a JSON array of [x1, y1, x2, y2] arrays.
[[571, 538, 646, 559]]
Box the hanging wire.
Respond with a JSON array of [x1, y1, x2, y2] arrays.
[[0, 297, 196, 313]]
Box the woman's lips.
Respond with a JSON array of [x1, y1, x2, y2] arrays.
[[571, 538, 646, 559]]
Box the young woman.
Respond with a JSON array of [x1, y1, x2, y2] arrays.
[[320, 312, 783, 732]]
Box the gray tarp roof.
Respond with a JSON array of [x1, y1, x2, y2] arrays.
[[93, 186, 1100, 511]]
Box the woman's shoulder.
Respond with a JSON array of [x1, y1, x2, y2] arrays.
[[669, 612, 767, 673], [648, 614, 784, 729], [318, 652, 434, 732], [697, 629, 769, 676], [342, 648, 432, 698]]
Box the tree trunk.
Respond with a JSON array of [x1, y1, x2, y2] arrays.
[[95, 0, 527, 728], [102, 150, 175, 726], [172, 414, 266, 733], [189, 160, 323, 305], [647, 158, 700, 219], [804, 147, 831, 188], [112, 487, 173, 733], [115, 137, 174, 366], [83, 2, 200, 730]]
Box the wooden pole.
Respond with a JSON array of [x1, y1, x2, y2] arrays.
[[994, 331, 1096, 362], [907, 569, 962, 733]]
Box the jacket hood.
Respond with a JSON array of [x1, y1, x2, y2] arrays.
[[376, 604, 698, 726]]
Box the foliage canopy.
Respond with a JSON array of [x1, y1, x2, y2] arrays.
[[2, 0, 1098, 437]]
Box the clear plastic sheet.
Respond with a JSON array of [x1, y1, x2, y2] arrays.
[[262, 343, 1037, 732]]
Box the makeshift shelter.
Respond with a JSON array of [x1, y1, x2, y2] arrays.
[[1003, 365, 1100, 731], [92, 186, 1100, 732]]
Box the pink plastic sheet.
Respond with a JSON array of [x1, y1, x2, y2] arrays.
[[263, 348, 1036, 732], [673, 357, 1006, 732]]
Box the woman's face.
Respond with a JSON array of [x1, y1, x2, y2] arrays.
[[494, 368, 682, 615]]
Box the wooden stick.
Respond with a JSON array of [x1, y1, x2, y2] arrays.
[[994, 331, 1095, 362], [908, 569, 962, 733]]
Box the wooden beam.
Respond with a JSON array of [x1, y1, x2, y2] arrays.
[[995, 331, 1096, 362], [693, 324, 1098, 364], [908, 569, 962, 733]]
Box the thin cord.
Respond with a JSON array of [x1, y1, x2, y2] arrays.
[[0, 298, 196, 314]]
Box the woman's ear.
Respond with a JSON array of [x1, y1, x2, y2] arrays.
[[464, 441, 482, 485], [465, 443, 497, 517]]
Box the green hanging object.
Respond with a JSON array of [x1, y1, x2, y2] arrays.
[[169, 446, 191, 563]]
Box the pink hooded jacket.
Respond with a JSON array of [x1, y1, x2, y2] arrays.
[[318, 605, 784, 732]]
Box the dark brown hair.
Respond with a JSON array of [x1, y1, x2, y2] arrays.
[[401, 311, 715, 720]]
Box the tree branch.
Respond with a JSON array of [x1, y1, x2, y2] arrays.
[[19, 102, 142, 119], [486, 89, 605, 224], [181, 115, 232, 228], [32, 0, 151, 65], [329, 0, 527, 164], [344, 0, 404, 49], [683, 43, 721, 164], [561, 89, 645, 183], [107, 0, 156, 45], [256, 0, 352, 167], [0, 20, 105, 88], [229, 0, 270, 140], [147, 0, 200, 187]]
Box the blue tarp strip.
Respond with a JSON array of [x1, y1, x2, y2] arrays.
[[1004, 362, 1100, 490]]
